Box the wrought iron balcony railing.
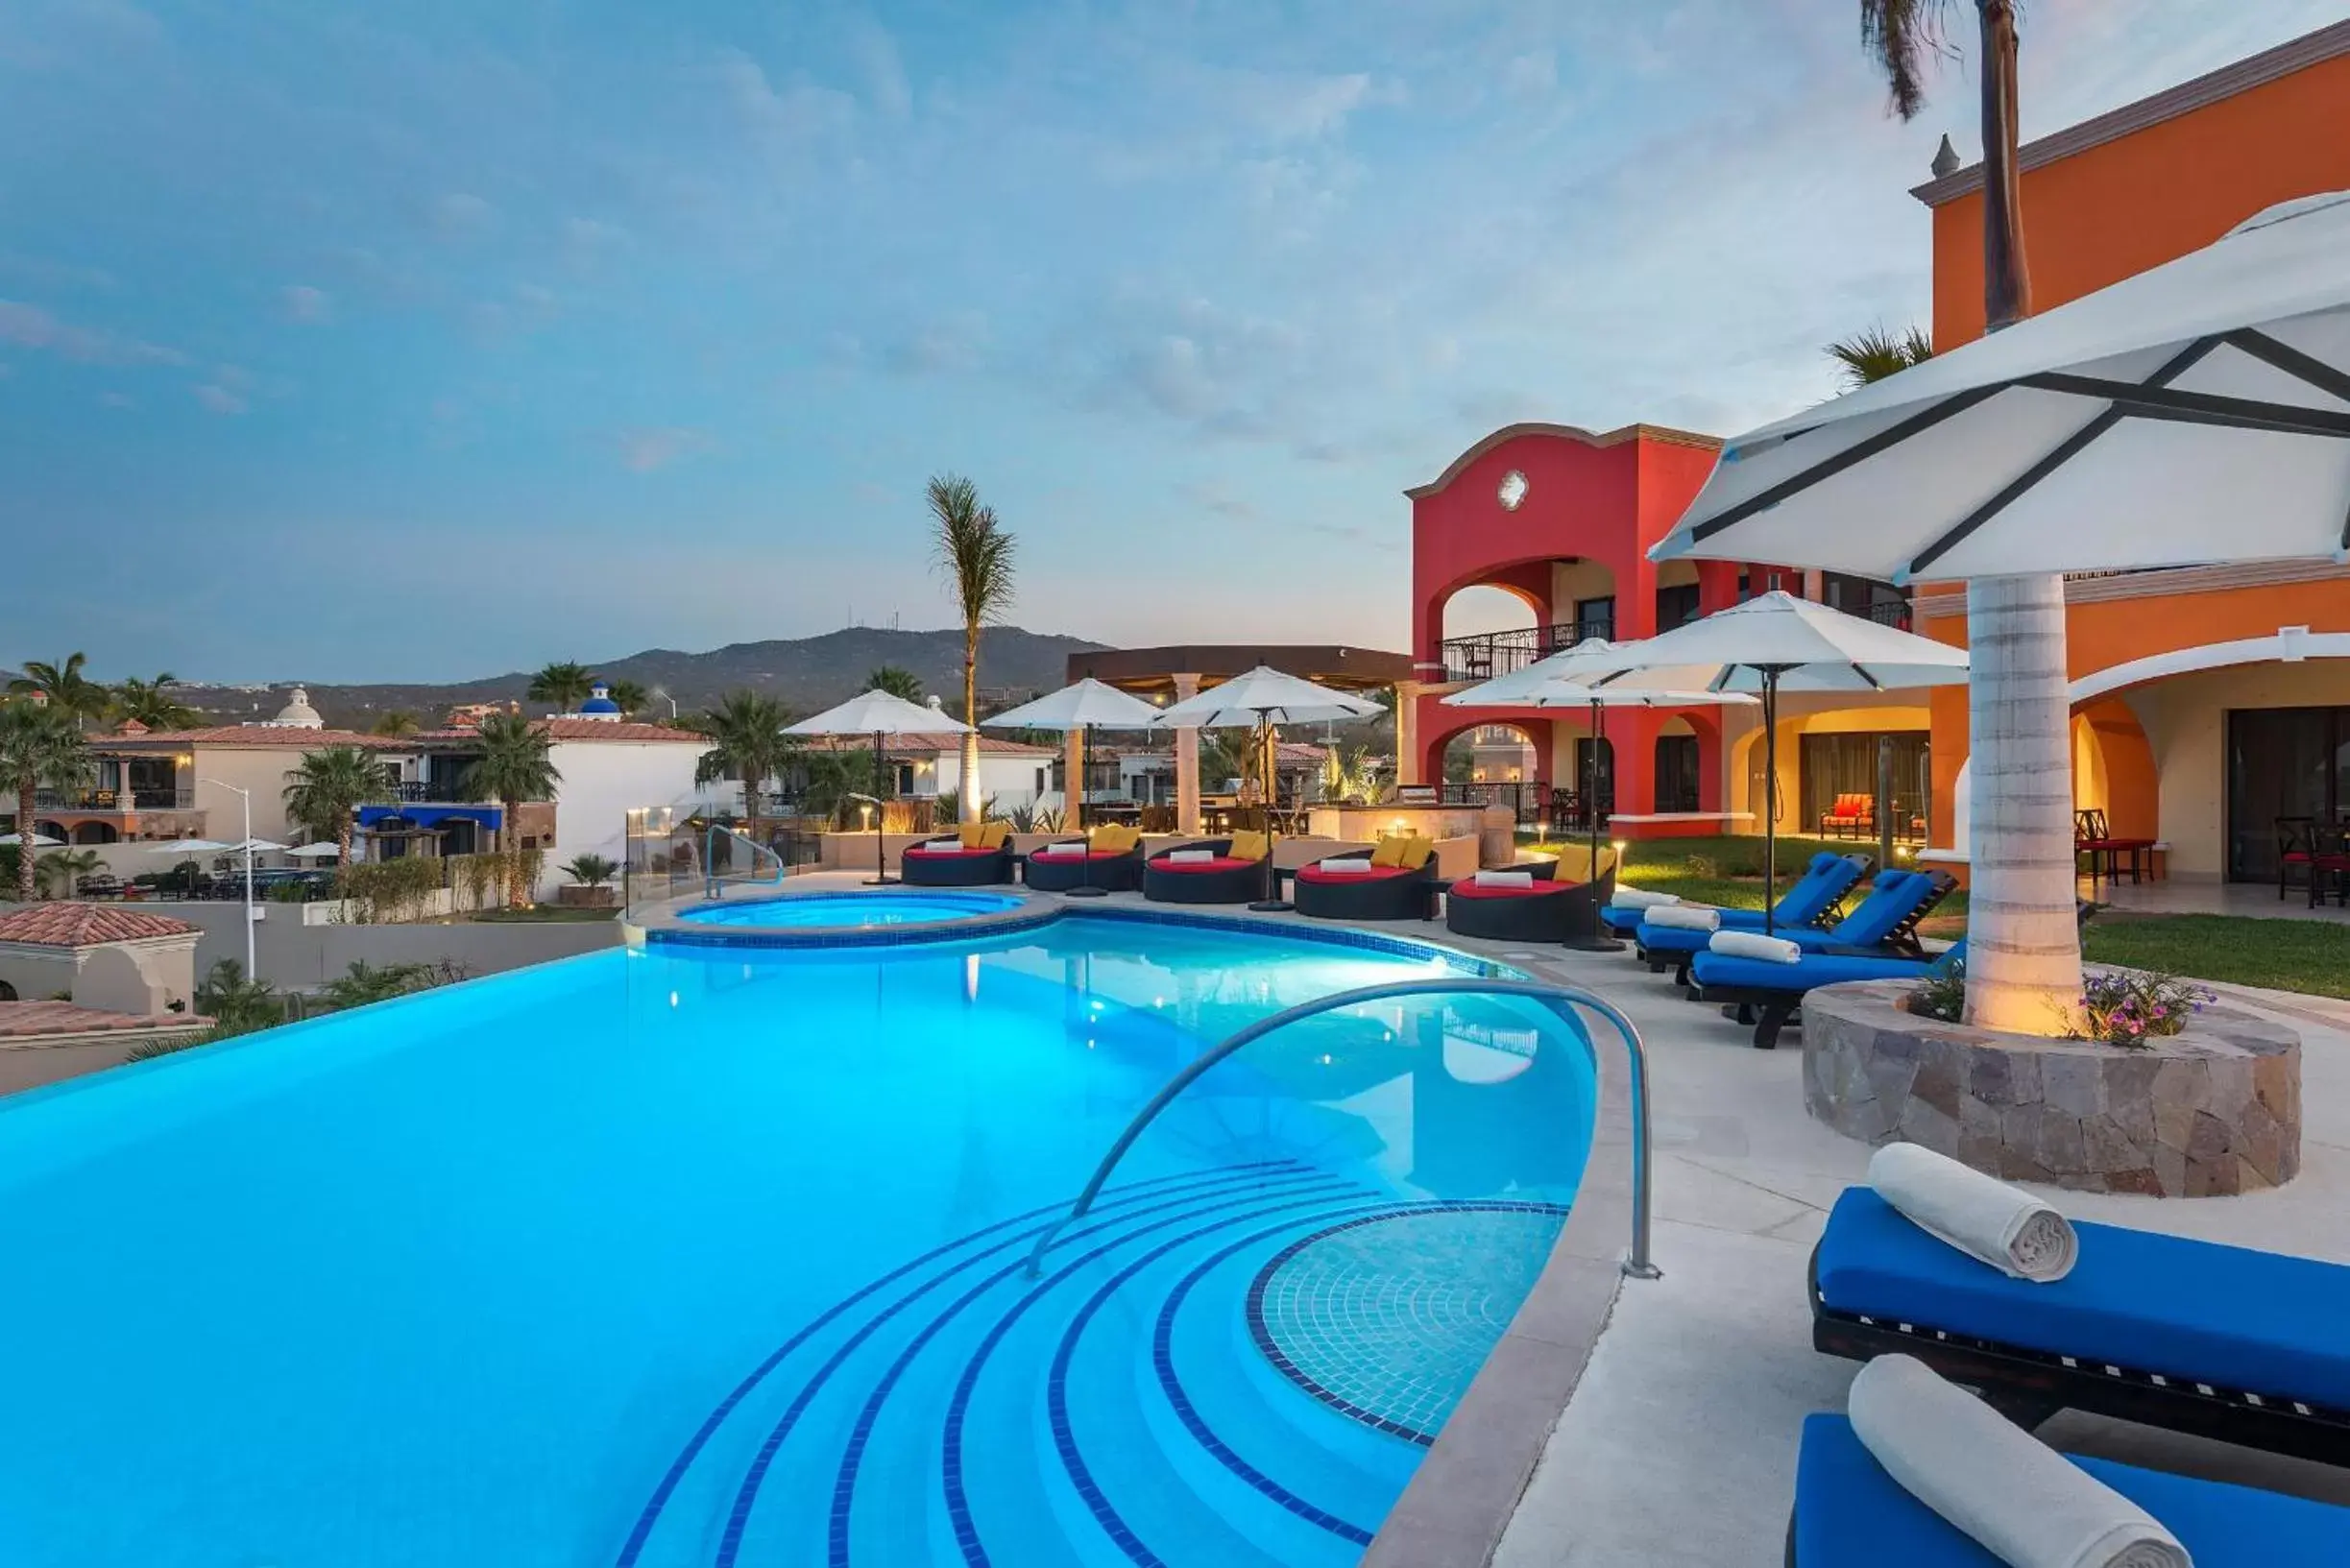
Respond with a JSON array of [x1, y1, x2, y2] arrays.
[[1439, 616, 1614, 684]]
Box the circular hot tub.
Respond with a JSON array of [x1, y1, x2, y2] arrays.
[[651, 888, 1049, 948]]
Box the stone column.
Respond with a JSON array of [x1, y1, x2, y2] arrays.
[[1802, 567, 1825, 604], [1393, 681, 1421, 786], [1173, 673, 1202, 834]]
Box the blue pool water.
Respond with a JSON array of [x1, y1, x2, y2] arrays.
[[681, 889, 1026, 927], [0, 913, 1595, 1568]]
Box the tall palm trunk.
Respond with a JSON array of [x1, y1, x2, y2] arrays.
[[959, 627, 981, 826], [504, 796, 527, 908], [14, 780, 36, 904], [1960, 0, 2076, 1033], [337, 812, 353, 871], [741, 770, 762, 837]]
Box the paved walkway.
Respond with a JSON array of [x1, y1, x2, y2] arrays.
[[1488, 940, 2350, 1568], [2082, 875, 2350, 923]]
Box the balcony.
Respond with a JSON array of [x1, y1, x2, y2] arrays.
[[34, 785, 196, 811], [1863, 600, 1913, 630], [1439, 615, 1615, 685]]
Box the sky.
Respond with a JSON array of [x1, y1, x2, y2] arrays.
[[2, 0, 2338, 684]]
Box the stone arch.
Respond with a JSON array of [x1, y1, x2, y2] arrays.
[[72, 821, 119, 845]]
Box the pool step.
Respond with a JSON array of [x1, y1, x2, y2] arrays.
[[616, 1163, 1440, 1568]]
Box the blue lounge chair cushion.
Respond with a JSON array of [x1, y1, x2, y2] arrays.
[[1817, 1188, 2350, 1411], [1794, 1414, 2350, 1566], [1641, 869, 1924, 958], [1689, 948, 1942, 992], [1610, 854, 1863, 940]]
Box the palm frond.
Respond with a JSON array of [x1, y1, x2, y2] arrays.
[[928, 473, 1018, 627], [1825, 324, 1935, 388], [1860, 0, 1957, 122]]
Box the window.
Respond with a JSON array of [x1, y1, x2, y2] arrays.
[[1797, 733, 1929, 839], [1573, 595, 1615, 642], [1654, 735, 1700, 812], [2227, 707, 2350, 881], [1655, 584, 1701, 633]]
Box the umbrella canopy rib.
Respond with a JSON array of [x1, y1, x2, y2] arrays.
[[1689, 385, 2004, 545]]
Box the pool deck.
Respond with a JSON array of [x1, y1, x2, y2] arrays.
[[749, 872, 2350, 1562]]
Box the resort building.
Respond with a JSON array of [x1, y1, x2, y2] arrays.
[[1909, 19, 2350, 885], [1402, 17, 2350, 886]]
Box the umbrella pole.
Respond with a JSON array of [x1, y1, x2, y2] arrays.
[[1066, 720, 1106, 899], [866, 728, 896, 886], [1762, 672, 1780, 937], [1564, 697, 1625, 952], [1249, 711, 1289, 912]]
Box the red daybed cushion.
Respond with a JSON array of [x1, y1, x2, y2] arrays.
[[1447, 878, 1576, 901], [1294, 864, 1413, 886], [904, 844, 1003, 858], [1153, 856, 1256, 874]]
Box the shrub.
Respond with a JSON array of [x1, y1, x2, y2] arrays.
[[561, 853, 618, 888], [1907, 958, 1965, 1023]]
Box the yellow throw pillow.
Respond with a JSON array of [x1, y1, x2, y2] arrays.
[[1369, 833, 1407, 869], [980, 821, 1010, 851], [1227, 830, 1269, 862], [957, 822, 986, 850], [1397, 834, 1436, 870], [1089, 824, 1137, 854]]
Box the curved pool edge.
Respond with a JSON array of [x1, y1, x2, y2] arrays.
[[1357, 946, 1638, 1568]]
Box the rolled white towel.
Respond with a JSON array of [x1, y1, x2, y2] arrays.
[[1849, 1355, 2188, 1568], [1163, 849, 1215, 865], [1473, 869, 1536, 888], [1870, 1143, 2078, 1283], [1317, 857, 1377, 874], [922, 837, 963, 851], [1644, 904, 1721, 932], [1611, 888, 1681, 909], [1709, 929, 1802, 963], [1035, 842, 1084, 857]]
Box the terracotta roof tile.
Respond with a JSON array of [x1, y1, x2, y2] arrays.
[[0, 905, 201, 948], [103, 727, 401, 750], [0, 1001, 207, 1038]]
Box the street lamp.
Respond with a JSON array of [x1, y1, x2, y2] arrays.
[[650, 687, 679, 720], [196, 777, 257, 978]]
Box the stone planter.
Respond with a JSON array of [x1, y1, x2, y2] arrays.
[[556, 884, 618, 909], [1803, 980, 2299, 1196]]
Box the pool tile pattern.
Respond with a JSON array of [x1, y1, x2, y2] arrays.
[[1247, 1204, 1569, 1445]]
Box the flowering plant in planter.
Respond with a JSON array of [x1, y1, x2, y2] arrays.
[[2073, 971, 2216, 1049]]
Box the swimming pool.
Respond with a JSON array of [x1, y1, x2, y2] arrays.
[[680, 889, 1027, 928], [0, 912, 1595, 1567]]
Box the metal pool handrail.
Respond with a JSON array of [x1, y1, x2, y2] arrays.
[[1022, 977, 1660, 1281], [703, 824, 785, 899]]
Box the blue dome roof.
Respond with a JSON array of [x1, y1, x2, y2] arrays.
[[579, 680, 621, 715]]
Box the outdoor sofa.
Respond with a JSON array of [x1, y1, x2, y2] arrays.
[[901, 823, 1017, 886]]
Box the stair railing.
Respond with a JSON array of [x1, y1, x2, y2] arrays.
[[703, 823, 786, 900], [1023, 977, 1659, 1281]]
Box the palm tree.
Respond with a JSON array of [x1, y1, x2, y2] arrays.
[[1862, 0, 2074, 1033], [0, 699, 91, 903], [526, 661, 594, 715], [110, 673, 199, 730], [36, 847, 101, 899], [282, 744, 392, 868], [9, 653, 109, 730], [1826, 325, 1934, 390], [462, 712, 561, 907], [928, 473, 1017, 826], [690, 690, 794, 831], [371, 710, 421, 736], [864, 664, 924, 703], [605, 678, 650, 718]]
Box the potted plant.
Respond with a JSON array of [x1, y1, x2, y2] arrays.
[[557, 853, 619, 908]]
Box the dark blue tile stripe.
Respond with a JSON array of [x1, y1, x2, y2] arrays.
[[1241, 1201, 1572, 1447], [617, 1162, 1296, 1568], [715, 1170, 1352, 1568], [936, 1186, 1380, 1568], [1058, 1202, 1442, 1554]]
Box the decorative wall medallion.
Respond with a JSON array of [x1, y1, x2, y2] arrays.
[[1497, 470, 1528, 511]]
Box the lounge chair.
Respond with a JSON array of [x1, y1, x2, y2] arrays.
[[1022, 826, 1145, 893], [1446, 864, 1616, 944], [1639, 868, 1951, 986], [1602, 851, 1867, 941], [1142, 837, 1267, 905], [1818, 792, 1875, 839], [901, 823, 1016, 886], [1292, 855, 1438, 922], [1809, 1185, 2350, 1463], [1788, 1411, 2350, 1566], [1691, 936, 1961, 1049]]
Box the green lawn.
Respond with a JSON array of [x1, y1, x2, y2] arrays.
[[1525, 832, 1973, 936], [2083, 914, 2350, 1001]]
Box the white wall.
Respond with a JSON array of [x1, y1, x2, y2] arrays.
[[543, 739, 714, 894], [927, 751, 1054, 813]]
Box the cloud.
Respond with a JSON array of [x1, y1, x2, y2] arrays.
[[617, 426, 712, 472], [280, 284, 332, 324], [0, 300, 182, 365], [885, 313, 988, 376], [431, 192, 496, 237], [194, 382, 248, 415], [707, 47, 856, 156], [1500, 50, 1557, 99], [849, 20, 911, 120], [1175, 481, 1257, 520]]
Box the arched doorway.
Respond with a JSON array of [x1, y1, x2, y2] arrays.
[[72, 821, 120, 845]]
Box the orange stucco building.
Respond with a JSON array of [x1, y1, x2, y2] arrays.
[[1913, 19, 2350, 885]]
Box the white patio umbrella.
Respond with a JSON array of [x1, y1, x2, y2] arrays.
[[0, 832, 64, 848], [1153, 666, 1383, 910], [785, 688, 973, 885], [1649, 190, 2350, 581], [982, 679, 1163, 898], [1445, 656, 1755, 949], [1575, 593, 1970, 932], [284, 842, 343, 859]]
